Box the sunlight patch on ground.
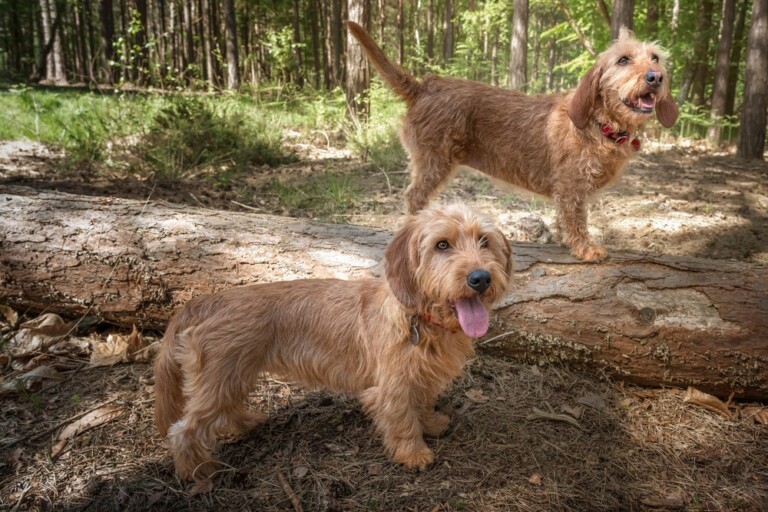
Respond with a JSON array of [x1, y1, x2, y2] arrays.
[[607, 211, 745, 233]]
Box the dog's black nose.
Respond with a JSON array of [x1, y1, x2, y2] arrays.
[[645, 71, 663, 86], [467, 269, 492, 293]]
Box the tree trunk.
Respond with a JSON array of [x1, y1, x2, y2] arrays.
[[645, 0, 659, 35], [98, 0, 114, 84], [346, 0, 370, 121], [690, 0, 714, 107], [182, 0, 195, 85], [706, 0, 736, 147], [725, 0, 749, 117], [222, 0, 239, 90], [2, 187, 767, 400], [442, 0, 452, 67], [330, 0, 343, 87], [508, 0, 528, 91], [8, 0, 23, 74], [310, 0, 321, 89], [135, 0, 149, 85], [397, 0, 404, 66], [292, 0, 304, 88], [38, 0, 55, 82], [558, 0, 596, 56], [426, 0, 434, 64], [610, 0, 633, 40], [737, 0, 768, 160], [490, 28, 498, 86], [201, 0, 215, 88]]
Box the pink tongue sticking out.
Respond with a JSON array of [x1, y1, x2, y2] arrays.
[[454, 296, 489, 338]]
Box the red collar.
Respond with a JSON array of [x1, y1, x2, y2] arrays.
[[409, 313, 458, 344], [599, 123, 640, 151], [420, 313, 458, 333]]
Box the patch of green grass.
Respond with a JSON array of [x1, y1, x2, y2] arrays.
[[0, 86, 164, 170], [135, 95, 292, 181], [266, 178, 311, 210], [344, 83, 407, 173], [317, 174, 359, 214], [0, 87, 296, 178], [261, 172, 360, 219]]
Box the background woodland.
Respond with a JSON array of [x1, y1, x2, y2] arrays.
[[0, 0, 767, 158]]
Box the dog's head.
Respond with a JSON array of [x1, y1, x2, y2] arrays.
[[384, 204, 513, 339], [568, 27, 679, 131]]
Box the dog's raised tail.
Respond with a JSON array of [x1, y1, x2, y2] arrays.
[[153, 319, 185, 438], [346, 21, 419, 102]]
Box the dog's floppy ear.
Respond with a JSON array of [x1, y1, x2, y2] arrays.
[[568, 64, 602, 130], [501, 234, 514, 281], [655, 95, 679, 128], [384, 218, 421, 309]]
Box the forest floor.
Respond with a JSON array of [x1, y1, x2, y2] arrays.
[[1, 138, 767, 511]]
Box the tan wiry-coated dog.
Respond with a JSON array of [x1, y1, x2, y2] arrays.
[[154, 204, 512, 484], [347, 22, 679, 262]]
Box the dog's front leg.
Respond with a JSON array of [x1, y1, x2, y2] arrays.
[[359, 384, 435, 470], [553, 187, 607, 262]]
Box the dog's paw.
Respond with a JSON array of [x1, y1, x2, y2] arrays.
[[393, 445, 435, 471], [188, 478, 214, 495], [421, 411, 450, 437], [572, 243, 608, 262]]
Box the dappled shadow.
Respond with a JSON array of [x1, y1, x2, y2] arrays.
[[3, 357, 767, 511], [594, 149, 768, 265]]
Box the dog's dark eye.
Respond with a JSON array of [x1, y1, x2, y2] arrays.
[[651, 54, 659, 63], [436, 240, 450, 251], [479, 237, 489, 248], [618, 56, 629, 65]]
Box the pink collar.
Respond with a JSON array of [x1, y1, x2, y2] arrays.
[[600, 123, 640, 151]]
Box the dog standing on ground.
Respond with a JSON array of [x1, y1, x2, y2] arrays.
[[347, 22, 679, 262], [154, 204, 512, 484]]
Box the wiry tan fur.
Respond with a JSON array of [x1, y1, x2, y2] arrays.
[[346, 22, 679, 261], [154, 204, 513, 485]]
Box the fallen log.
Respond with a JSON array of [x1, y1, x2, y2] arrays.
[[1, 186, 767, 399]]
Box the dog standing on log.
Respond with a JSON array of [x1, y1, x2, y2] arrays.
[[154, 204, 512, 485], [346, 22, 678, 262]]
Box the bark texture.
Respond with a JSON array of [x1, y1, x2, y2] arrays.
[[1, 187, 767, 399]]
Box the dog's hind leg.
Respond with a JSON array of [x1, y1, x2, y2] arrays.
[[167, 333, 258, 481], [403, 151, 460, 214]]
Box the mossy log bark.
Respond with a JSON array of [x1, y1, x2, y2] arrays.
[[2, 186, 767, 399]]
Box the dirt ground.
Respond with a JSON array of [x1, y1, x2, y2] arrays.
[[1, 139, 767, 511]]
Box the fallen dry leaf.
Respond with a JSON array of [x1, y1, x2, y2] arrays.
[[640, 491, 686, 509], [561, 404, 584, 419], [0, 366, 64, 396], [0, 304, 18, 325], [528, 472, 543, 485], [527, 407, 582, 429], [577, 392, 607, 411], [465, 388, 489, 402], [742, 406, 768, 425], [90, 326, 145, 366], [8, 313, 72, 358], [49, 337, 91, 357], [51, 405, 124, 457], [683, 387, 732, 419]]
